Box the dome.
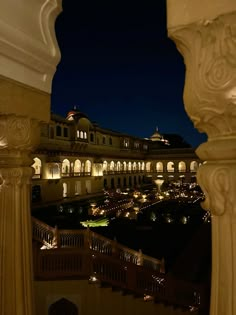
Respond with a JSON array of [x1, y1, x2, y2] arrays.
[[66, 106, 89, 121], [150, 127, 163, 141]]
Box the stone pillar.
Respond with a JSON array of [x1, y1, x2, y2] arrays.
[[0, 115, 40, 315], [0, 1, 62, 314], [167, 1, 236, 314]]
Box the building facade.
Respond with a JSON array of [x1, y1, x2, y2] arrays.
[[32, 109, 201, 204]]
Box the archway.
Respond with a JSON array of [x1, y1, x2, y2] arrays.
[[49, 298, 78, 315]]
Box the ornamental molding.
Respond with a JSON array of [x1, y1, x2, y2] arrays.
[[197, 162, 236, 216], [0, 115, 40, 151], [168, 12, 236, 142], [0, 0, 62, 93], [0, 167, 33, 188]]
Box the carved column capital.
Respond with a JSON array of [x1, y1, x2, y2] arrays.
[[197, 162, 236, 216], [0, 167, 33, 187], [167, 6, 236, 314], [168, 11, 236, 159]]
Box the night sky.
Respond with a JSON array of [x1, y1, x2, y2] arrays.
[[51, 0, 207, 148]]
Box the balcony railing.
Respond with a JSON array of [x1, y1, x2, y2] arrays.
[[32, 217, 209, 311], [61, 171, 91, 177], [32, 217, 162, 272]]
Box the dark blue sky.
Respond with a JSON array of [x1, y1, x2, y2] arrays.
[[51, 0, 207, 148]]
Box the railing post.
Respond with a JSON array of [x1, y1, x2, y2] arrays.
[[137, 249, 143, 266], [160, 257, 165, 274], [53, 225, 60, 248], [112, 237, 119, 259], [85, 226, 91, 250]]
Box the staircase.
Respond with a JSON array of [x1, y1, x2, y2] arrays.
[[32, 217, 209, 313]]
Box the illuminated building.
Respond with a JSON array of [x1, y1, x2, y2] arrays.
[[31, 108, 201, 204], [0, 1, 235, 315]]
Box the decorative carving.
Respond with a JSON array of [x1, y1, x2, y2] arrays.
[[0, 115, 40, 150], [169, 12, 236, 140], [0, 167, 33, 188], [197, 162, 236, 216]]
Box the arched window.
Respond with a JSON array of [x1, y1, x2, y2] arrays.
[[48, 163, 60, 179], [133, 162, 137, 171], [63, 183, 68, 198], [56, 125, 61, 137], [103, 161, 108, 171], [124, 139, 129, 148], [110, 161, 115, 171], [129, 176, 132, 186], [32, 157, 42, 178], [104, 178, 107, 188], [111, 178, 115, 189], [64, 127, 68, 137], [146, 162, 152, 172], [75, 181, 81, 195], [62, 159, 70, 175], [74, 159, 81, 175], [123, 161, 127, 171], [49, 298, 78, 315], [128, 162, 132, 171], [167, 161, 174, 172], [90, 133, 94, 142], [178, 161, 186, 172], [190, 161, 198, 172], [80, 131, 83, 138], [85, 160, 91, 173], [156, 162, 163, 172], [117, 161, 121, 171], [84, 131, 87, 139], [141, 162, 145, 171]]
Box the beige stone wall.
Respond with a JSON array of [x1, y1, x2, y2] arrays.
[[34, 280, 194, 315]]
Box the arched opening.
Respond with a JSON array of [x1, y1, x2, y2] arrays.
[[75, 181, 81, 195], [62, 159, 70, 176], [128, 161, 132, 172], [123, 161, 127, 171], [32, 157, 42, 178], [85, 160, 91, 175], [190, 160, 198, 172], [74, 159, 82, 175], [48, 298, 78, 315], [111, 178, 115, 189], [63, 182, 68, 198], [146, 161, 152, 172], [167, 161, 174, 172], [110, 160, 115, 172], [103, 161, 108, 174], [117, 161, 121, 172], [104, 178, 108, 189], [129, 176, 132, 187], [156, 161, 163, 172], [178, 161, 186, 172]]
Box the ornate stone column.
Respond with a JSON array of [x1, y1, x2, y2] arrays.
[[0, 1, 62, 314], [167, 1, 236, 314]]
